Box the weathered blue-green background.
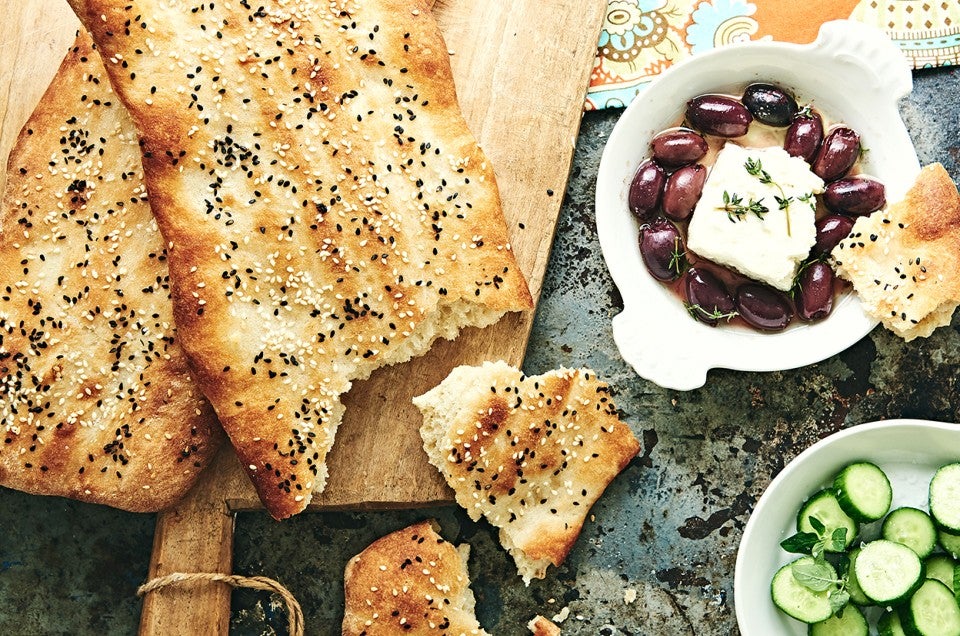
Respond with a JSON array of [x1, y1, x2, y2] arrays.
[[2, 67, 959, 635]]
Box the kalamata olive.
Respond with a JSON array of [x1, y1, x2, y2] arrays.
[[684, 267, 736, 326], [735, 284, 793, 331], [796, 262, 835, 321], [823, 176, 886, 216], [784, 111, 824, 162], [662, 164, 707, 222], [812, 126, 861, 182], [685, 95, 752, 138], [813, 214, 855, 256], [742, 83, 798, 127], [639, 217, 685, 282], [628, 159, 666, 222], [650, 128, 708, 168]]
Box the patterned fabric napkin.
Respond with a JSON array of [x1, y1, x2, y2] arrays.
[[586, 0, 960, 110]]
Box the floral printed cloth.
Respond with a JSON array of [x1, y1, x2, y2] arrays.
[[587, 0, 960, 110]]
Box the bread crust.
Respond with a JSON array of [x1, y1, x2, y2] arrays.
[[342, 520, 489, 636], [0, 33, 223, 512], [66, 0, 532, 518], [832, 163, 960, 340], [415, 361, 640, 582]]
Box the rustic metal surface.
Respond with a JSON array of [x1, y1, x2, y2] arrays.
[[1, 66, 959, 635]]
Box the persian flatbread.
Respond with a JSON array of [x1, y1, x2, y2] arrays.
[[342, 520, 489, 636], [832, 163, 960, 341], [0, 32, 222, 512], [66, 0, 533, 518], [414, 361, 640, 583]]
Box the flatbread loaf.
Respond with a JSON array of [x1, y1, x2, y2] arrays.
[[0, 33, 222, 511], [832, 163, 960, 341], [342, 520, 490, 636], [66, 0, 532, 518], [414, 361, 640, 583]]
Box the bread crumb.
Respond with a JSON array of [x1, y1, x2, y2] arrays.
[[624, 588, 637, 604], [551, 607, 570, 624]]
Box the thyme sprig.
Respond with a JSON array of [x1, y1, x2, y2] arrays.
[[668, 236, 686, 276], [684, 302, 738, 323], [720, 191, 769, 222], [745, 157, 795, 236]]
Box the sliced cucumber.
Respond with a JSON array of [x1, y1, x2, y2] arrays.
[[846, 547, 873, 606], [771, 557, 836, 624], [925, 554, 957, 593], [901, 579, 960, 636], [834, 461, 893, 522], [855, 539, 924, 605], [883, 507, 938, 559], [797, 490, 859, 552], [808, 604, 867, 636], [939, 530, 960, 560], [879, 609, 907, 636], [930, 463, 960, 533]]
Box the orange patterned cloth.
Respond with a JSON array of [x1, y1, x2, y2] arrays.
[[587, 0, 960, 110]]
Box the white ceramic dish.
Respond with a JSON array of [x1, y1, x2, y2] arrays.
[[734, 419, 960, 635], [595, 21, 921, 391]]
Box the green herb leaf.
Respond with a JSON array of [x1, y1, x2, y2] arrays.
[[829, 527, 848, 553], [828, 588, 850, 615], [683, 303, 739, 323], [808, 516, 826, 536], [791, 561, 837, 592], [780, 532, 820, 554], [719, 190, 768, 222], [668, 236, 686, 275]]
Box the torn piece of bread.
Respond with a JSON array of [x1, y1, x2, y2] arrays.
[[832, 163, 960, 341], [528, 615, 561, 635], [66, 0, 532, 519], [414, 361, 640, 583], [0, 33, 223, 511], [342, 520, 490, 636]]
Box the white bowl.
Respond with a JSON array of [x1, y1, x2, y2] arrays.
[[595, 20, 921, 391], [734, 419, 960, 635]]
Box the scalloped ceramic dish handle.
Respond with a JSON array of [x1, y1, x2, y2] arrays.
[[595, 20, 920, 391]]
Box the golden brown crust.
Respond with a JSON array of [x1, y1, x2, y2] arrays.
[[415, 362, 640, 582], [67, 0, 532, 519], [342, 520, 489, 636], [0, 32, 223, 512], [832, 163, 960, 341]]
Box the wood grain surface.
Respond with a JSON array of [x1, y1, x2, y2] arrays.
[[0, 1, 606, 633]]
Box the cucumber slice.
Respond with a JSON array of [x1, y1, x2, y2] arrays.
[[846, 547, 872, 606], [834, 461, 893, 522], [931, 463, 960, 533], [855, 539, 924, 605], [771, 557, 836, 624], [901, 579, 960, 636], [925, 554, 957, 593], [883, 507, 938, 559], [797, 490, 859, 552], [808, 604, 867, 636], [879, 609, 908, 636], [939, 530, 960, 560]]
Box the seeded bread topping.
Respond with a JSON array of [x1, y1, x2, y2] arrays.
[[66, 0, 533, 518], [0, 33, 223, 511], [415, 361, 640, 583], [832, 163, 960, 341], [342, 520, 490, 636]]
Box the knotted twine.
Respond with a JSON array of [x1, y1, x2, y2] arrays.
[[137, 572, 304, 636]]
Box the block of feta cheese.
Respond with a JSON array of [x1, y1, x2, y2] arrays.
[[687, 143, 825, 291]]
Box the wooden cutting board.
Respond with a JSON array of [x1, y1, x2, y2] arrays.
[[0, 0, 606, 633]]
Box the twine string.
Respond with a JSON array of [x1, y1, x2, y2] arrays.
[[137, 572, 304, 636]]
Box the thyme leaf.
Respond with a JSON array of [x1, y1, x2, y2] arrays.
[[720, 190, 769, 222]]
